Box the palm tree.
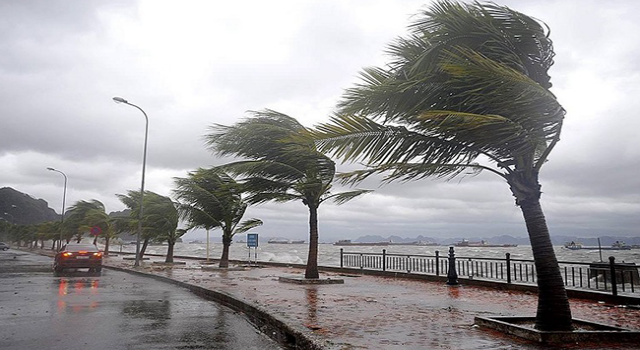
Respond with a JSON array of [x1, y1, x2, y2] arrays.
[[312, 1, 570, 331], [64, 200, 112, 248], [174, 168, 262, 268], [143, 195, 180, 263], [205, 110, 371, 278], [117, 190, 177, 261]]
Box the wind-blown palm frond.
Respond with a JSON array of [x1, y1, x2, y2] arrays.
[[322, 189, 373, 205], [233, 218, 263, 234]]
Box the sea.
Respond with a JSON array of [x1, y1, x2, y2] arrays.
[[111, 242, 640, 266]]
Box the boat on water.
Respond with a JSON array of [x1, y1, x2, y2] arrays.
[[563, 241, 631, 250], [268, 239, 306, 244], [188, 240, 204, 244], [564, 241, 583, 250], [454, 239, 517, 248]]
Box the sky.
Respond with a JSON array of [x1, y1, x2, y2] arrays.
[[1, 0, 639, 242]]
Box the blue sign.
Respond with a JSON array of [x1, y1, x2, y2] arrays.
[[247, 233, 259, 247]]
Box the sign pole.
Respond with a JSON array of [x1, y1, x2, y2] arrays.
[[246, 233, 259, 266]]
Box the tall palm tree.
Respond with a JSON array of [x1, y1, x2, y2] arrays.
[[174, 168, 263, 268], [205, 110, 371, 279], [312, 1, 570, 331]]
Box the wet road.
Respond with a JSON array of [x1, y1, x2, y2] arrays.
[[0, 250, 284, 350]]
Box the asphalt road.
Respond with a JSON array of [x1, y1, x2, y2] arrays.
[[0, 249, 284, 350]]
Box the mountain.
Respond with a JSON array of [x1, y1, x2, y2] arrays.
[[352, 234, 640, 246], [0, 187, 59, 225]]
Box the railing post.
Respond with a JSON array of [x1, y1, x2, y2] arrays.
[[435, 250, 440, 276], [446, 247, 458, 285], [506, 253, 512, 284], [382, 249, 386, 272], [609, 256, 618, 296], [340, 248, 343, 268]]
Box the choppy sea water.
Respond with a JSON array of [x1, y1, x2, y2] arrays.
[[112, 242, 640, 266]]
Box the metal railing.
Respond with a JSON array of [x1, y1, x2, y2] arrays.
[[339, 248, 639, 296]]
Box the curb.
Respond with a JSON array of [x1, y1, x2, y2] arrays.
[[104, 264, 330, 350]]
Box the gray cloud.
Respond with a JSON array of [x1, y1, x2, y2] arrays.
[[1, 0, 638, 241]]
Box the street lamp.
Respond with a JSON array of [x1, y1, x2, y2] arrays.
[[47, 167, 67, 250], [113, 96, 148, 267], [3, 212, 14, 223]]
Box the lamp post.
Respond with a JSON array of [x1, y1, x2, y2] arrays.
[[3, 212, 14, 223], [113, 96, 148, 267], [47, 167, 67, 250]]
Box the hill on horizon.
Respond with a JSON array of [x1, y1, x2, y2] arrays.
[[0, 187, 59, 225]]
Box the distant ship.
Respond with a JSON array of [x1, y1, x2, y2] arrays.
[[454, 239, 517, 248], [188, 240, 204, 244], [268, 239, 306, 244], [564, 241, 631, 250]]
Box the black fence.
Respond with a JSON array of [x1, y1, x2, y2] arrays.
[[339, 248, 639, 296]]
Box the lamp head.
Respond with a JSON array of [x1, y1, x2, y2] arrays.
[[112, 96, 128, 104], [47, 167, 55, 171]]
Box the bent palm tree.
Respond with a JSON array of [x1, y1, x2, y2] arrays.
[[117, 190, 177, 260], [313, 1, 570, 330], [64, 200, 113, 249], [174, 168, 262, 268], [205, 110, 371, 278]]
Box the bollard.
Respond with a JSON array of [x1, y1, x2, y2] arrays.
[[382, 249, 386, 272], [446, 246, 459, 286], [340, 248, 343, 268], [435, 250, 440, 276], [609, 256, 618, 296], [506, 253, 512, 284]]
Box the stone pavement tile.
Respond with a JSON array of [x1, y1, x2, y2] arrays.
[[104, 256, 640, 350]]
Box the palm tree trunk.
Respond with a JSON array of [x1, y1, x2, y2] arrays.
[[104, 237, 110, 256], [219, 232, 232, 268], [166, 241, 175, 263], [305, 204, 319, 279], [520, 198, 573, 331], [139, 238, 149, 260]]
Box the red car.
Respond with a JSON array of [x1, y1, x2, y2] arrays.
[[54, 243, 103, 274]]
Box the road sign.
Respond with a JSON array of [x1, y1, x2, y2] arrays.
[[90, 226, 102, 236], [247, 233, 258, 247]]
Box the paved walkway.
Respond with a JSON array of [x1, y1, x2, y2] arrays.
[[102, 255, 640, 350]]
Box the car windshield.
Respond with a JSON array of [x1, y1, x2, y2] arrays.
[[63, 244, 99, 252]]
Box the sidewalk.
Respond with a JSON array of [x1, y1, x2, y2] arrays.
[[104, 255, 640, 350]]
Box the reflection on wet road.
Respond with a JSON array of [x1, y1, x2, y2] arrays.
[[0, 250, 283, 350]]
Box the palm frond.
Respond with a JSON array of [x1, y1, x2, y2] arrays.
[[233, 218, 264, 235], [322, 189, 372, 205], [336, 161, 492, 186]]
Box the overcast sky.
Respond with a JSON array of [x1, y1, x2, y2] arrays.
[[1, 0, 638, 242]]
